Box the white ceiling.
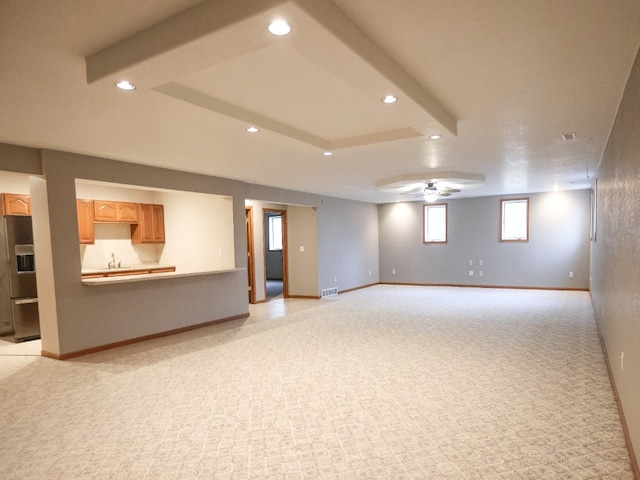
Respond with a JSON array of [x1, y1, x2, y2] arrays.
[[1, 0, 639, 203]]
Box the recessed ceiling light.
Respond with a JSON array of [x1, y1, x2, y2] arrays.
[[561, 132, 576, 141], [381, 95, 398, 104], [246, 126, 260, 133], [323, 151, 333, 156], [428, 134, 442, 140], [115, 80, 136, 91], [268, 20, 291, 36]]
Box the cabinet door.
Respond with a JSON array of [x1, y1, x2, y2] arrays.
[[2, 194, 31, 216], [117, 202, 138, 222], [131, 204, 154, 243], [94, 201, 117, 221], [77, 199, 95, 244], [131, 203, 165, 244], [152, 204, 165, 243]]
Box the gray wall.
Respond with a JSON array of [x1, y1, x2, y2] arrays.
[[591, 42, 640, 462], [287, 205, 318, 297], [247, 185, 380, 295], [0, 143, 42, 175], [36, 149, 249, 356], [379, 190, 591, 289], [1, 146, 379, 355], [317, 196, 380, 292]]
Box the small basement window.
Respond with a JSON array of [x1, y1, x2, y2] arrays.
[[501, 198, 529, 241], [423, 204, 447, 243]]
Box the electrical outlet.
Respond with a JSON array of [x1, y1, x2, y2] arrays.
[[621, 352, 624, 371], [392, 269, 396, 274], [468, 260, 473, 266], [479, 260, 483, 266], [469, 270, 474, 276], [479, 270, 483, 277], [368, 270, 371, 276], [569, 271, 573, 278], [334, 276, 337, 283], [299, 245, 305, 252]]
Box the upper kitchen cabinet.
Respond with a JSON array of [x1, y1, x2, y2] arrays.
[[131, 203, 165, 244], [1, 193, 31, 216], [77, 199, 95, 244], [94, 201, 138, 223]]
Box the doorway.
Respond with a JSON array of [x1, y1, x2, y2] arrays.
[[264, 209, 287, 300]]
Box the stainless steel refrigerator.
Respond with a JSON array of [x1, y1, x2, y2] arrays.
[[0, 215, 40, 342]]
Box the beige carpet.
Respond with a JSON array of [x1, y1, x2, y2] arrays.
[[0, 285, 633, 479]]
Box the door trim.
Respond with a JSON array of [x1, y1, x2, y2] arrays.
[[263, 208, 288, 298], [245, 207, 256, 304]]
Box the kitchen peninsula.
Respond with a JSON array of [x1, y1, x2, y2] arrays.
[[81, 267, 240, 285]]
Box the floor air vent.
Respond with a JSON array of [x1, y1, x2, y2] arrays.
[[321, 287, 338, 298]]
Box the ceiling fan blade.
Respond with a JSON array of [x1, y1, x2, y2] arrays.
[[400, 186, 428, 195]]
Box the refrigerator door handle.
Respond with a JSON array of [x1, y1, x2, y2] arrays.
[[14, 298, 38, 305]]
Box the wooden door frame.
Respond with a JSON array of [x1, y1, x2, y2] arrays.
[[245, 207, 256, 304], [263, 208, 288, 298]]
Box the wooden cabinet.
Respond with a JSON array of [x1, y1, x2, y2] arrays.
[[131, 204, 165, 244], [1, 193, 31, 216], [151, 204, 165, 243], [93, 200, 116, 221], [94, 201, 139, 223], [77, 199, 95, 244], [79, 198, 165, 245], [117, 202, 139, 222]]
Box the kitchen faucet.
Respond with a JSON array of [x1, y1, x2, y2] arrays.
[[108, 253, 121, 269]]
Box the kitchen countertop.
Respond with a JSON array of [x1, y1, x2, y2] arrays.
[[81, 267, 243, 285], [81, 264, 175, 275]]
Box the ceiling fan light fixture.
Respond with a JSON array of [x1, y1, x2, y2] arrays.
[[424, 190, 439, 203], [115, 80, 136, 91], [268, 20, 291, 36]]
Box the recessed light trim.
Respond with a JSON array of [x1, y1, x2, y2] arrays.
[[323, 151, 333, 156], [381, 94, 398, 104], [115, 80, 136, 91], [268, 20, 291, 36], [246, 126, 260, 133], [428, 134, 442, 140]]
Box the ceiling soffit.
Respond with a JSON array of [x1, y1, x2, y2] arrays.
[[85, 0, 457, 152]]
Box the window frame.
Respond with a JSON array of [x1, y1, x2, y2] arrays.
[[500, 197, 529, 242], [423, 203, 448, 244]]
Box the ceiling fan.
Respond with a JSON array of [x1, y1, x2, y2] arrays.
[[375, 171, 485, 202], [402, 182, 461, 202]]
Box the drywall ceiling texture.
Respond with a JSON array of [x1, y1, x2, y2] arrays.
[[378, 190, 591, 289], [591, 42, 640, 465], [2, 2, 640, 203]]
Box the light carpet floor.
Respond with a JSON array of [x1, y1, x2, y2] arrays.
[[0, 285, 633, 479]]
